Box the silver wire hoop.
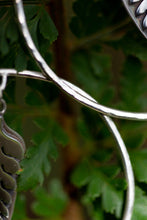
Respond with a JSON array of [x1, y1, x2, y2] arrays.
[[13, 0, 136, 219], [14, 0, 147, 121]]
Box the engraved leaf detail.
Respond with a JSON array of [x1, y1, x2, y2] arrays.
[[0, 118, 25, 220], [130, 0, 147, 29]]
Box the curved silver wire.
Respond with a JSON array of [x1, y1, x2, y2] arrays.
[[11, 0, 136, 219], [0, 68, 134, 220], [103, 116, 134, 220], [14, 0, 147, 121], [0, 72, 8, 98]]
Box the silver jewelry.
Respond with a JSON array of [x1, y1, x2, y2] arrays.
[[122, 0, 147, 38], [0, 73, 25, 220]]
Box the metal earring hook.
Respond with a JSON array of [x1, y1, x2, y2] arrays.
[[0, 72, 8, 99], [0, 76, 7, 99], [0, 72, 8, 116]]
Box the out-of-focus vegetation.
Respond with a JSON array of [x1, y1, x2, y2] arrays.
[[0, 0, 147, 219]]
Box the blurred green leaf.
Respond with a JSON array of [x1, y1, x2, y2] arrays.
[[72, 51, 113, 102], [39, 8, 58, 43], [28, 15, 40, 48], [131, 150, 147, 183], [70, 0, 124, 38], [32, 179, 68, 218], [6, 19, 18, 43], [12, 194, 26, 220], [52, 121, 69, 147], [71, 160, 124, 218], [110, 31, 147, 61], [71, 160, 92, 187], [99, 165, 120, 179], [34, 117, 69, 146], [119, 56, 147, 111], [132, 187, 147, 220], [15, 48, 28, 71], [18, 139, 51, 191], [48, 138, 58, 160], [86, 175, 103, 201], [93, 209, 104, 220], [102, 183, 122, 218], [25, 91, 45, 106]]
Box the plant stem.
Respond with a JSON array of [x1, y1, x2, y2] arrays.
[[47, 1, 84, 219]]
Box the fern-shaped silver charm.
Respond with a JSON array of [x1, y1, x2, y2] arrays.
[[0, 115, 25, 220], [122, 0, 147, 38]]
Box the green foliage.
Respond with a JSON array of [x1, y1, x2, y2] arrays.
[[39, 9, 58, 43], [18, 136, 52, 191], [70, 0, 125, 38], [13, 179, 68, 220], [0, 4, 58, 70], [110, 30, 147, 61], [32, 179, 68, 218], [1, 0, 147, 219], [132, 187, 147, 220], [18, 116, 68, 191], [131, 150, 147, 183], [71, 159, 124, 218], [12, 195, 26, 220], [72, 51, 114, 103]]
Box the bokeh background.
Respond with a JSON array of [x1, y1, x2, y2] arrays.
[[0, 0, 147, 219]]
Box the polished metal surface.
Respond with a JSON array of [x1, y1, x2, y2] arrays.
[[122, 0, 147, 38], [0, 72, 8, 99], [135, 0, 147, 16], [1, 0, 147, 219], [0, 74, 25, 220], [0, 115, 25, 220]]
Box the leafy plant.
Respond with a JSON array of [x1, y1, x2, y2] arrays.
[[0, 0, 147, 219]]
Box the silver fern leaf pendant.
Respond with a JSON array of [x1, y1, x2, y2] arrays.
[[0, 115, 25, 220], [122, 0, 147, 38]]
